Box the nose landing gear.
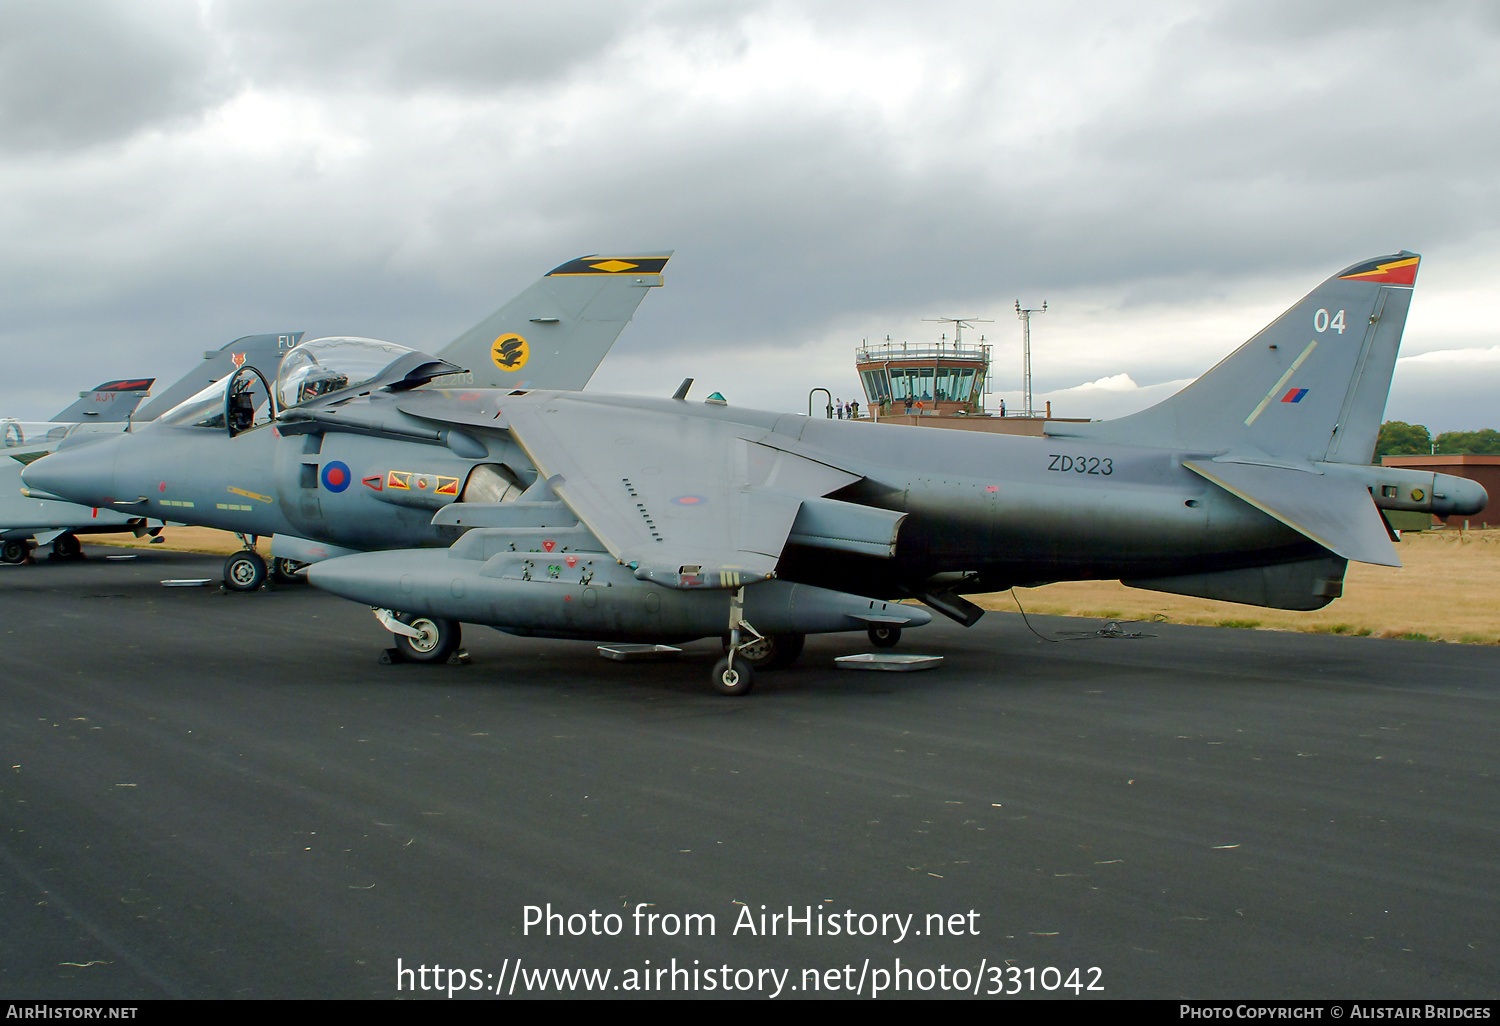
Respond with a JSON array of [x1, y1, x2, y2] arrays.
[[224, 549, 267, 591]]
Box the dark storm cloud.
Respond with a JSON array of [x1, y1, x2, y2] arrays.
[[1, 1, 1496, 420], [1065, 0, 1500, 264], [470, 0, 1500, 364], [206, 0, 749, 94], [0, 0, 229, 154]]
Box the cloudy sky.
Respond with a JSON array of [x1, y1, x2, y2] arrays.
[[2, 0, 1496, 430]]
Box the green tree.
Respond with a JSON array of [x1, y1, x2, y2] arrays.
[[1375, 421, 1432, 459], [1434, 428, 1500, 455]]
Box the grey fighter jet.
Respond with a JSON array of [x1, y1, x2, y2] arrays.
[[27, 252, 1487, 694], [4, 333, 302, 563], [2, 378, 154, 561], [2, 381, 156, 564], [20, 252, 672, 587]]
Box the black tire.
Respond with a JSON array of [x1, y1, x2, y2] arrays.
[[1, 540, 27, 564], [271, 557, 306, 585], [868, 625, 901, 648], [711, 656, 755, 696], [50, 533, 82, 560], [720, 632, 806, 670], [769, 632, 806, 667], [224, 550, 267, 591], [394, 615, 461, 664]]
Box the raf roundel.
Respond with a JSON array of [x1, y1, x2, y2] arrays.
[[321, 460, 351, 493]]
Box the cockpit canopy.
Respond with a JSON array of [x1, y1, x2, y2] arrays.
[[1, 420, 72, 449], [157, 336, 441, 431], [276, 337, 416, 411], [157, 379, 236, 429]]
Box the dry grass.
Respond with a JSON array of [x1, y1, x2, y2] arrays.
[[86, 526, 1500, 644], [974, 529, 1500, 645], [87, 526, 268, 556]]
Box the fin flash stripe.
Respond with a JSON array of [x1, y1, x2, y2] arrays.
[[1339, 255, 1419, 286], [1246, 340, 1318, 426]]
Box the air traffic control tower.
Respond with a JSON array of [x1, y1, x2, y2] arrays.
[[852, 331, 1087, 435], [855, 337, 990, 417]]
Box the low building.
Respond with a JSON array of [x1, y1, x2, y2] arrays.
[[1380, 454, 1499, 528]]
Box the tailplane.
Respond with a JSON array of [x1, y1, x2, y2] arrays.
[[433, 251, 671, 391], [1048, 252, 1420, 465]]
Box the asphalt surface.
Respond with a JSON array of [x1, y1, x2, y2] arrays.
[[2, 548, 1497, 1000]]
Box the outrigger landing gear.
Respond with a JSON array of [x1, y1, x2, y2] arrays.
[[711, 587, 762, 696], [867, 624, 902, 648], [711, 655, 753, 696], [374, 608, 462, 664]]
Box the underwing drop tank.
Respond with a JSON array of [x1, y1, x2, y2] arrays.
[[307, 544, 930, 643]]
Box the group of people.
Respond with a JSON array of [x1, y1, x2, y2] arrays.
[[826, 395, 960, 418]]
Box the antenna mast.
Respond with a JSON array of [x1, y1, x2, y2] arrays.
[[1014, 300, 1047, 417], [921, 317, 993, 346]]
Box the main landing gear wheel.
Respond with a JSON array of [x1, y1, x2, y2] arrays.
[[868, 625, 902, 648], [270, 557, 306, 585], [1, 540, 27, 564], [224, 550, 267, 591], [394, 615, 461, 664], [711, 656, 755, 696], [721, 632, 806, 670], [50, 533, 82, 560]]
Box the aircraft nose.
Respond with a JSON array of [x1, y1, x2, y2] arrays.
[[21, 434, 121, 507]]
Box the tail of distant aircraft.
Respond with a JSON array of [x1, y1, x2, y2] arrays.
[[50, 379, 155, 423], [433, 252, 672, 391], [1049, 252, 1420, 464], [135, 332, 305, 421]]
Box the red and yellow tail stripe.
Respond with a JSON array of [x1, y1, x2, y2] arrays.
[[1338, 255, 1419, 286]]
